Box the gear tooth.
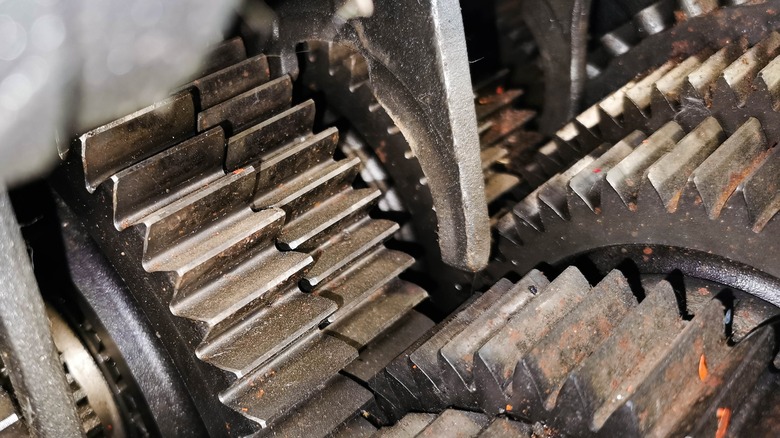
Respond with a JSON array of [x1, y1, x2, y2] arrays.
[[676, 44, 741, 129], [221, 333, 357, 428], [716, 32, 780, 109], [198, 37, 247, 77], [347, 53, 370, 88], [647, 117, 726, 212], [416, 410, 490, 436], [622, 61, 676, 132], [512, 187, 545, 232], [186, 54, 271, 110], [79, 91, 197, 192], [599, 297, 728, 437], [741, 145, 780, 232], [439, 271, 549, 408], [600, 21, 639, 57], [606, 121, 684, 207], [538, 154, 599, 221], [198, 75, 293, 134], [511, 270, 634, 419], [749, 52, 780, 113], [226, 100, 316, 172], [676, 325, 776, 437], [475, 267, 589, 414], [552, 279, 685, 435], [649, 51, 710, 129], [679, 0, 718, 17], [633, 1, 675, 36], [110, 127, 226, 230], [693, 117, 768, 219], [570, 133, 645, 212]]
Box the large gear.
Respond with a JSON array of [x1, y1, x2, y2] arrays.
[[358, 265, 780, 436], [55, 36, 430, 435]]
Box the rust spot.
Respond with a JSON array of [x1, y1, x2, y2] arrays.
[[642, 247, 653, 255], [255, 389, 265, 399], [505, 404, 513, 411], [232, 167, 245, 175], [699, 354, 709, 381], [593, 168, 601, 173], [674, 10, 688, 22], [496, 86, 505, 95], [698, 287, 709, 296], [716, 407, 731, 438]]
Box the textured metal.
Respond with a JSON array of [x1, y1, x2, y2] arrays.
[[0, 185, 82, 437], [265, 0, 490, 272], [56, 37, 427, 435], [302, 43, 535, 308], [375, 266, 779, 436]]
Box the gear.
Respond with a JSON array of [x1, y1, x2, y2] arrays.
[[301, 41, 541, 308], [55, 36, 429, 435], [495, 32, 780, 308], [364, 265, 779, 436]]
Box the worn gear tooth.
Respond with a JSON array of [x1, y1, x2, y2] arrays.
[[510, 270, 637, 419], [692, 117, 768, 219], [485, 172, 521, 207], [262, 375, 373, 438], [197, 287, 336, 376], [646, 117, 725, 212], [109, 127, 226, 230], [600, 21, 639, 57], [416, 409, 490, 437], [374, 413, 437, 437], [185, 54, 271, 110], [325, 278, 427, 349], [140, 169, 257, 270], [480, 108, 536, 147], [741, 146, 780, 232], [606, 121, 684, 208], [170, 247, 311, 327], [277, 186, 380, 251], [570, 132, 645, 212], [330, 415, 378, 438], [345, 310, 434, 383], [79, 91, 197, 192], [316, 247, 414, 324], [408, 279, 516, 411], [538, 154, 598, 221], [198, 37, 247, 78], [198, 76, 293, 134], [649, 51, 709, 129], [674, 325, 776, 437], [254, 158, 361, 223], [552, 280, 685, 435], [622, 61, 677, 132], [472, 267, 590, 414], [302, 218, 399, 289], [599, 297, 728, 436], [252, 127, 339, 194], [714, 32, 780, 110], [679, 0, 718, 17], [633, 1, 675, 36], [226, 101, 316, 172], [438, 271, 549, 408], [512, 185, 546, 232], [480, 146, 508, 170], [753, 51, 780, 106], [221, 332, 357, 428]]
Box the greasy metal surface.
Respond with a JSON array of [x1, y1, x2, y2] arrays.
[[56, 37, 424, 435], [0, 186, 82, 437], [267, 0, 490, 272]]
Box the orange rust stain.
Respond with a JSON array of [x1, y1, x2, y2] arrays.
[[716, 407, 731, 438], [642, 247, 653, 256], [255, 389, 265, 399], [496, 86, 505, 95], [505, 404, 513, 411], [232, 167, 245, 175], [699, 354, 709, 381]]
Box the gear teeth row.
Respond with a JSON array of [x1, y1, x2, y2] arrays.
[[370, 409, 534, 438], [500, 113, 779, 286], [368, 267, 779, 437], [587, 0, 765, 78], [60, 37, 428, 434], [303, 41, 536, 223]]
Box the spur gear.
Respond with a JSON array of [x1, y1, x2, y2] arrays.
[[364, 265, 779, 437], [55, 36, 429, 435]]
